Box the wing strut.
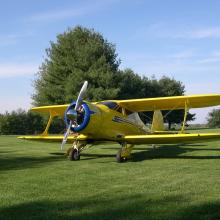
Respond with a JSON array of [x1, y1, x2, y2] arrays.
[[41, 111, 57, 136], [181, 100, 189, 133]]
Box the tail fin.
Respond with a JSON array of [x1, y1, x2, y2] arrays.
[[151, 110, 165, 132]]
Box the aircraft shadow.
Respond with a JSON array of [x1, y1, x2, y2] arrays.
[[104, 143, 208, 151], [80, 153, 115, 161], [61, 143, 220, 162], [50, 152, 66, 156], [1, 144, 219, 169], [131, 144, 220, 162], [85, 143, 220, 162]]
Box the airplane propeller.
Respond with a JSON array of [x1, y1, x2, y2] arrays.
[[60, 81, 88, 150]]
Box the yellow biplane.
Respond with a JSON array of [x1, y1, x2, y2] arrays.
[[18, 81, 220, 162]]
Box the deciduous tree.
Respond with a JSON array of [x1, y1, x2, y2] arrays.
[[207, 109, 220, 128]]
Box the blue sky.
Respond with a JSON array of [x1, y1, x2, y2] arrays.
[[1, 0, 220, 123]]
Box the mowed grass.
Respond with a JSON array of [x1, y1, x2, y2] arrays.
[[0, 130, 220, 220]]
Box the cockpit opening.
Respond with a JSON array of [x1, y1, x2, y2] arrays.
[[98, 101, 119, 110], [98, 101, 132, 115]]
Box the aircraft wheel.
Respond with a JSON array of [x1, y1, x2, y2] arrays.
[[116, 149, 127, 163], [69, 148, 80, 161]]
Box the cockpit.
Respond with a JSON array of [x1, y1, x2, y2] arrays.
[[98, 101, 148, 132], [98, 101, 130, 114]]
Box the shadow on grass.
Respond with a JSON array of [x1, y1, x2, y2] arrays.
[[132, 144, 220, 162], [1, 144, 220, 169], [50, 152, 65, 156], [0, 195, 219, 220], [50, 151, 115, 161], [74, 144, 220, 162], [0, 150, 18, 154], [104, 143, 210, 151], [80, 153, 115, 161], [0, 154, 64, 172]]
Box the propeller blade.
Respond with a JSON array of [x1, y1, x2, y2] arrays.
[[75, 81, 88, 110], [60, 81, 88, 150], [60, 121, 72, 150]]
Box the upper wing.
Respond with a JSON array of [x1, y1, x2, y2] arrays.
[[122, 133, 220, 145], [116, 94, 220, 112], [31, 104, 69, 116], [31, 94, 220, 115]]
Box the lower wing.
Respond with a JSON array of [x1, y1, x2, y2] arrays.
[[17, 134, 88, 143], [123, 133, 220, 145], [18, 133, 220, 145]]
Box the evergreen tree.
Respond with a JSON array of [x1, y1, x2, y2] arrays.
[[32, 26, 120, 105]]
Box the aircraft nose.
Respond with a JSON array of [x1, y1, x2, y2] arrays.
[[66, 109, 77, 121]]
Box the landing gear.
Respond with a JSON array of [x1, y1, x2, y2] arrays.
[[67, 140, 86, 161], [116, 143, 134, 163], [152, 144, 156, 150]]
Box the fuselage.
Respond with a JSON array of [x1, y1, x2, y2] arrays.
[[73, 101, 148, 141]]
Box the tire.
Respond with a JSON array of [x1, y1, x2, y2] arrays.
[[69, 148, 80, 161], [116, 149, 127, 163]]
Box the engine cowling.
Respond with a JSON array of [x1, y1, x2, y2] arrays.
[[64, 101, 91, 133]]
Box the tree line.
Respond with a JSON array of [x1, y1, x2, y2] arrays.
[[0, 109, 64, 135], [2, 26, 218, 135]]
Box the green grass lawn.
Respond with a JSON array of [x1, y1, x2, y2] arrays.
[[0, 131, 220, 220]]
